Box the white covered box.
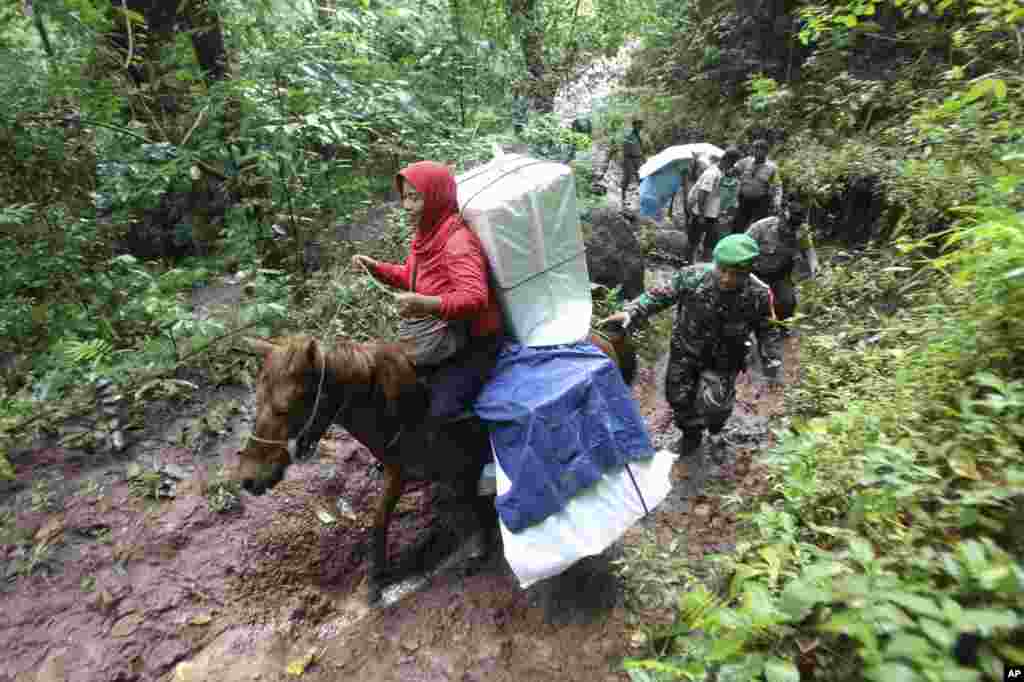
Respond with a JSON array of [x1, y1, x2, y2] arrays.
[[456, 155, 591, 347]]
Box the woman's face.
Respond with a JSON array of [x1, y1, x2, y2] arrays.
[[401, 182, 425, 226]]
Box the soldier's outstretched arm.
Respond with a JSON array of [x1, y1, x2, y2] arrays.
[[623, 269, 695, 328]]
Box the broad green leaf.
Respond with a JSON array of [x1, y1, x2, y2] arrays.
[[885, 592, 943, 620], [866, 661, 919, 682], [957, 540, 987, 574], [940, 666, 982, 682], [884, 633, 935, 659], [918, 618, 955, 649], [849, 537, 875, 565], [960, 608, 1019, 634], [764, 658, 800, 682], [779, 580, 829, 620], [709, 634, 749, 662]]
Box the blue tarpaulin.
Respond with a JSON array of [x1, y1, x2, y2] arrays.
[[474, 341, 656, 533], [639, 160, 688, 220]]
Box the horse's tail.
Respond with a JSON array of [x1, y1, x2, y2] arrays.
[[591, 326, 638, 386]]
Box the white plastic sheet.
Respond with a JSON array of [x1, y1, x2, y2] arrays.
[[494, 447, 676, 588], [456, 155, 592, 347]]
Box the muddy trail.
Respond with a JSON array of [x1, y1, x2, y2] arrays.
[[0, 306, 797, 682], [2, 163, 796, 682]]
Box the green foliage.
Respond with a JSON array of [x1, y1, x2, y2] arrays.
[[206, 467, 242, 513], [0, 447, 12, 481], [126, 463, 169, 501], [625, 58, 1024, 679], [519, 112, 590, 161], [30, 480, 58, 513]]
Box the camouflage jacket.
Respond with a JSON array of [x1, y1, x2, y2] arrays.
[[624, 264, 781, 373], [746, 216, 813, 280]]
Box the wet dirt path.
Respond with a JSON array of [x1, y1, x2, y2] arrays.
[[2, 197, 798, 682], [0, 314, 798, 682]]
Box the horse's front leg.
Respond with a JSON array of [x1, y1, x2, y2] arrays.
[[368, 461, 403, 604]]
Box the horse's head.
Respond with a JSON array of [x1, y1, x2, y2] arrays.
[[235, 335, 426, 494], [236, 335, 325, 494]]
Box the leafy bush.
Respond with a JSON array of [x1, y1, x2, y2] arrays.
[[206, 468, 242, 513], [623, 71, 1024, 681]]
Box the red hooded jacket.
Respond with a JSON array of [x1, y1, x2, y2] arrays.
[[372, 161, 503, 338]]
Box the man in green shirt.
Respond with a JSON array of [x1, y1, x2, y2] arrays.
[[601, 234, 782, 458]]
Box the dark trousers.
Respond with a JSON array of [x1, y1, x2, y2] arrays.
[[733, 195, 774, 234], [669, 368, 736, 457], [621, 156, 642, 202], [417, 334, 503, 420], [762, 275, 797, 321], [686, 216, 718, 263]]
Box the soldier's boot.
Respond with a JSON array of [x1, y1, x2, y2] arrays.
[[706, 422, 730, 464]]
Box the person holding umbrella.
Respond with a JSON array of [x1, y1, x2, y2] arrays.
[[687, 146, 742, 263], [638, 157, 694, 224]]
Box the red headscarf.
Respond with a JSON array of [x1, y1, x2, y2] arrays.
[[397, 161, 460, 259], [374, 160, 502, 337]]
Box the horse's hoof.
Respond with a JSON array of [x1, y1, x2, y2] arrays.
[[464, 530, 490, 562]]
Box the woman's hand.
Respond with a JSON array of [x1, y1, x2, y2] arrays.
[[599, 311, 631, 330], [394, 292, 441, 318], [351, 254, 378, 271]]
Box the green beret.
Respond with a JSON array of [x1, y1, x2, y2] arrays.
[[713, 234, 760, 267]]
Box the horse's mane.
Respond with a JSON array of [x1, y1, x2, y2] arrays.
[[264, 335, 381, 383], [264, 335, 421, 415]]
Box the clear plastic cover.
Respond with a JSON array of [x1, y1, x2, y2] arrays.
[[457, 155, 592, 347]]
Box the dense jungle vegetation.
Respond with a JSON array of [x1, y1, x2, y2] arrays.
[[1, 0, 1022, 679]]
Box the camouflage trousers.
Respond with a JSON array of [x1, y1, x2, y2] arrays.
[[665, 356, 739, 434]]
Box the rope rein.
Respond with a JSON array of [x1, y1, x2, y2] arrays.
[[355, 259, 399, 298], [248, 340, 404, 456], [248, 340, 328, 448]]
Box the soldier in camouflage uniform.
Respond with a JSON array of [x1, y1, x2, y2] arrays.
[[602, 234, 782, 458], [597, 118, 646, 208], [745, 201, 819, 322]]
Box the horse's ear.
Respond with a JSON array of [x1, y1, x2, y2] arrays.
[[243, 337, 277, 356], [372, 346, 421, 419]]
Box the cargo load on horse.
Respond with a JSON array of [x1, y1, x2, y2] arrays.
[[456, 152, 592, 347], [236, 152, 673, 601], [457, 152, 673, 587]]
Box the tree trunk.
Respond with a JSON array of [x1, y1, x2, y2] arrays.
[[22, 0, 55, 58], [184, 0, 229, 82], [506, 0, 555, 113], [449, 0, 467, 127], [107, 0, 229, 86]]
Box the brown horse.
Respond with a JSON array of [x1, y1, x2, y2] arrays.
[[237, 327, 635, 603]]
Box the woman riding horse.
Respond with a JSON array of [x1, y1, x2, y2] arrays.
[[351, 161, 504, 430], [238, 161, 636, 604]]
